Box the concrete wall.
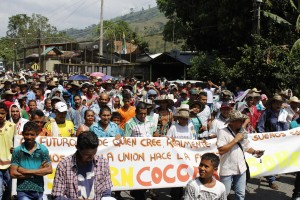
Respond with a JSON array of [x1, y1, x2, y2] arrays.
[[53, 63, 150, 81], [45, 59, 61, 72]]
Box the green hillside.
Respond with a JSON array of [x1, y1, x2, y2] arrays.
[[65, 7, 183, 53]]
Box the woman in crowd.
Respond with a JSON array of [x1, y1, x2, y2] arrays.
[[76, 110, 95, 136]]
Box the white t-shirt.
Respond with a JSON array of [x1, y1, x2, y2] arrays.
[[167, 122, 196, 140], [184, 178, 227, 200], [209, 117, 227, 138], [204, 88, 216, 104], [197, 105, 211, 126]]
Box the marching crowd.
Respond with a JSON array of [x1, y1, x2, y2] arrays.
[[0, 70, 299, 200]]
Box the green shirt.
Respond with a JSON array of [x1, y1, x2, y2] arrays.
[[124, 116, 155, 137], [11, 142, 51, 192]]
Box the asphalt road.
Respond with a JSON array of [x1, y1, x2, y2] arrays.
[[115, 173, 295, 200]]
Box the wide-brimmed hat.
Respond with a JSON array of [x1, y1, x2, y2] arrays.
[[71, 81, 81, 88], [247, 92, 260, 98], [222, 90, 232, 96], [189, 101, 205, 112], [271, 94, 284, 102], [4, 78, 13, 84], [4, 90, 16, 95], [174, 104, 190, 119], [226, 110, 249, 123], [251, 88, 261, 93], [48, 81, 57, 87], [154, 94, 174, 107], [288, 96, 300, 104], [138, 97, 155, 108], [40, 77, 46, 82]]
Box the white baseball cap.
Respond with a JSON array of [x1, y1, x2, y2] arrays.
[[55, 102, 68, 112]]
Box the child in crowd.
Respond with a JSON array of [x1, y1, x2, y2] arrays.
[[10, 121, 52, 199], [189, 101, 205, 139], [111, 112, 122, 126], [184, 153, 226, 200]]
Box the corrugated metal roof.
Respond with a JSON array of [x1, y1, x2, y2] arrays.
[[41, 47, 63, 56]]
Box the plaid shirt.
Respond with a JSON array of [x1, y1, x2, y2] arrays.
[[124, 116, 155, 137], [51, 152, 112, 199]]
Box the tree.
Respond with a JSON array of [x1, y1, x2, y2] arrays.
[[157, 0, 254, 56], [232, 35, 300, 94], [1, 14, 70, 69], [188, 52, 227, 82], [99, 20, 149, 53], [6, 14, 69, 46]]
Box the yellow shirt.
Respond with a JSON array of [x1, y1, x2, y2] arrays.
[[0, 121, 16, 169], [44, 120, 75, 137]]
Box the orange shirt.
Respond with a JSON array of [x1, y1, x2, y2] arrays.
[[39, 128, 52, 136], [117, 106, 136, 129]]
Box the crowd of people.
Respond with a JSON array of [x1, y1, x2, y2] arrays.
[[0, 70, 299, 200]]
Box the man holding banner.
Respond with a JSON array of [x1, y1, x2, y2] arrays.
[[257, 94, 289, 190], [217, 110, 264, 200], [124, 102, 155, 200]]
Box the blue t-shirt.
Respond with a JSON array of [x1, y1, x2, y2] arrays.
[[11, 142, 51, 192], [90, 121, 124, 138], [290, 120, 300, 129], [190, 117, 202, 134]]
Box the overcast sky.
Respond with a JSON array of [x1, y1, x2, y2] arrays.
[[0, 0, 157, 37]]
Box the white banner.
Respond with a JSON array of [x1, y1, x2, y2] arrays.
[[12, 127, 300, 194]]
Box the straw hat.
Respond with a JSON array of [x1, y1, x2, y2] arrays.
[[288, 96, 300, 104], [48, 81, 57, 87], [174, 104, 190, 118], [247, 92, 260, 98], [271, 94, 284, 102], [3, 90, 16, 95], [222, 90, 232, 96], [251, 88, 261, 93], [138, 97, 155, 108], [189, 101, 205, 112], [154, 94, 174, 107], [71, 81, 81, 88], [226, 110, 249, 123]]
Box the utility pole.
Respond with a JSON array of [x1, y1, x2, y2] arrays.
[[257, 0, 262, 35], [37, 29, 42, 72], [99, 0, 104, 66], [14, 43, 17, 72]]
